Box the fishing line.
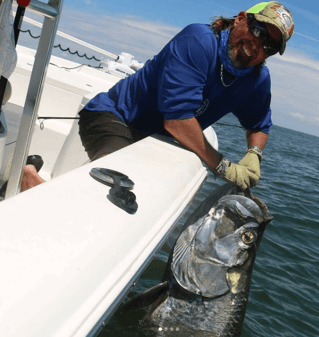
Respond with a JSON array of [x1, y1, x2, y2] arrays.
[[38, 116, 79, 130], [5, 140, 17, 146], [49, 62, 103, 71], [37, 118, 243, 131], [22, 30, 243, 132], [214, 122, 244, 129]]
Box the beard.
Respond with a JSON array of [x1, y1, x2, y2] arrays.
[[228, 42, 253, 69]]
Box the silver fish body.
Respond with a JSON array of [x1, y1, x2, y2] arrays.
[[148, 184, 272, 336]]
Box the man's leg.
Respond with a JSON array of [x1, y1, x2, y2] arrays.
[[21, 165, 45, 192], [1, 110, 139, 198], [0, 155, 44, 197], [78, 109, 135, 161]]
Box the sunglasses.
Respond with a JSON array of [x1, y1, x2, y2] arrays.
[[247, 15, 281, 56]]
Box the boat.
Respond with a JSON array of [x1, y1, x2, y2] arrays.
[[0, 1, 218, 336]]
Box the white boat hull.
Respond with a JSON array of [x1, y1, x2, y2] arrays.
[[0, 134, 209, 337]]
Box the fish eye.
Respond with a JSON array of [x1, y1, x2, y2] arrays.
[[241, 231, 255, 245]]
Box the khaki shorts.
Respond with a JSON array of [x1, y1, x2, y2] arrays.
[[78, 108, 165, 161]]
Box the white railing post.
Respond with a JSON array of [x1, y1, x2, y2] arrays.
[[6, 0, 64, 198]]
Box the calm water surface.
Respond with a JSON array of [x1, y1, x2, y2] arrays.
[[101, 115, 319, 337]]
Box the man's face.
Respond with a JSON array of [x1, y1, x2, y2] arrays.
[[228, 11, 282, 68]]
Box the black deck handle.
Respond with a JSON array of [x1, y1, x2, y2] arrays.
[[90, 168, 138, 214]]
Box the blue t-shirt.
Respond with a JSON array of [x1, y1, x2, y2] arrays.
[[85, 24, 272, 133]]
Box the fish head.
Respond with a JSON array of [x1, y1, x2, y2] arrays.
[[171, 193, 271, 298]]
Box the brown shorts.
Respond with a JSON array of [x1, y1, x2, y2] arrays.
[[78, 108, 164, 161]]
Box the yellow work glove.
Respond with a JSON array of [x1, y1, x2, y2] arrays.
[[214, 148, 262, 190]]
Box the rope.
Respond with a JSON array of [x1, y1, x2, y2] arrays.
[[14, 11, 117, 59], [21, 28, 40, 40], [20, 29, 102, 62], [54, 43, 101, 62]]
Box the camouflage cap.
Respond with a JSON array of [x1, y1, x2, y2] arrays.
[[247, 1, 294, 55]]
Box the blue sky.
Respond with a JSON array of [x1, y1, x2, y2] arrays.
[[68, 0, 319, 62], [17, 0, 319, 136]]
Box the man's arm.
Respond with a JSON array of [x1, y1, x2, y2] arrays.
[[245, 130, 268, 150], [164, 117, 223, 169], [164, 118, 264, 190]]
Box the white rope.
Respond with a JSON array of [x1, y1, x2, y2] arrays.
[[13, 11, 117, 59]]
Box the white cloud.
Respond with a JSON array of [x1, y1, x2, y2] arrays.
[[55, 9, 180, 62], [266, 49, 319, 136], [286, 112, 306, 121], [272, 49, 319, 72], [287, 4, 319, 26], [294, 32, 319, 44], [83, 0, 92, 4]]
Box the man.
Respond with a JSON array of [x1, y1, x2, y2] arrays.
[[78, 1, 294, 190], [10, 1, 294, 195]]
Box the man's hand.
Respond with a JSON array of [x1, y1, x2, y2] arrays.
[[237, 148, 261, 187], [215, 148, 261, 190]]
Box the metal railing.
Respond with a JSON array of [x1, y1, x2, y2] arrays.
[[6, 0, 64, 198]]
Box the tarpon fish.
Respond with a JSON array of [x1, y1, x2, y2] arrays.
[[120, 183, 272, 336]]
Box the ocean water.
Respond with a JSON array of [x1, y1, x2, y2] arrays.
[[100, 114, 319, 337]]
